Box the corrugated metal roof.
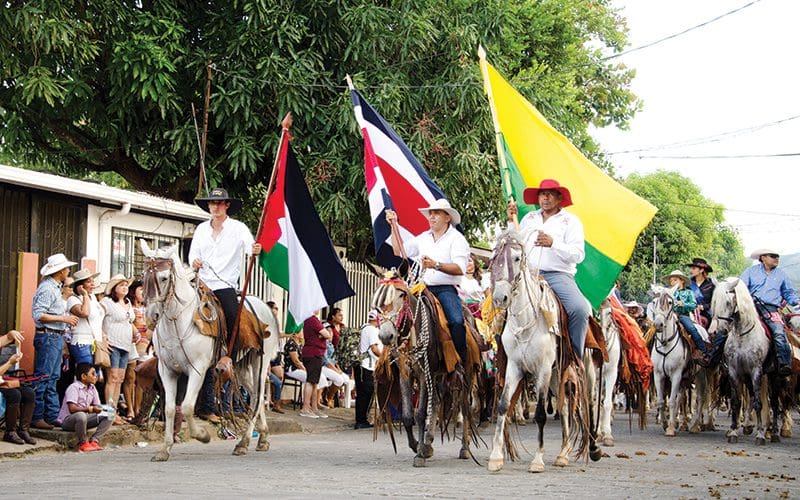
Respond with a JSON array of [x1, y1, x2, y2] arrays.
[[0, 164, 208, 221]]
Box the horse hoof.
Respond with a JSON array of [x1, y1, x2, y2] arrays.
[[233, 446, 247, 456], [553, 455, 568, 467], [727, 435, 738, 444], [602, 436, 614, 447], [689, 425, 701, 434], [527, 462, 544, 473], [770, 434, 780, 443], [702, 423, 716, 432], [420, 444, 434, 459], [488, 458, 504, 472], [151, 451, 170, 462], [755, 437, 766, 446], [743, 425, 754, 436], [780, 429, 792, 438], [664, 428, 676, 437], [589, 448, 603, 462], [193, 429, 211, 444], [256, 442, 270, 452], [679, 423, 689, 432], [458, 448, 470, 460], [413, 456, 427, 468]]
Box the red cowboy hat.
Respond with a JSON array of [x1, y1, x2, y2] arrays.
[[523, 179, 573, 207]]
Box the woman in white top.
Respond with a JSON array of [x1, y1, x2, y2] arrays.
[[66, 270, 104, 366], [100, 274, 135, 424]]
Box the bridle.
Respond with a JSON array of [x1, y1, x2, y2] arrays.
[[489, 234, 525, 292], [653, 292, 681, 356], [377, 277, 414, 341]]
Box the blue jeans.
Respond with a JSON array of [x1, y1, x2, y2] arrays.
[[68, 343, 94, 365], [427, 285, 467, 365], [761, 304, 792, 367], [269, 372, 283, 400], [33, 332, 65, 423], [710, 330, 727, 366], [541, 271, 591, 357], [678, 314, 708, 354], [109, 346, 129, 369]]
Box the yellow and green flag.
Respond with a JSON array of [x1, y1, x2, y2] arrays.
[[479, 51, 657, 308]]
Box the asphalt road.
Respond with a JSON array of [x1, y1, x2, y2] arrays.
[[3, 411, 799, 499]]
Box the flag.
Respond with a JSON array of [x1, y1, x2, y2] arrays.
[[479, 53, 657, 308], [257, 130, 355, 331], [350, 87, 450, 267]]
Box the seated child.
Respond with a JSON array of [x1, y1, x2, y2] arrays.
[[56, 363, 113, 452]]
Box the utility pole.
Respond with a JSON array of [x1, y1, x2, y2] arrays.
[[652, 235, 657, 284]]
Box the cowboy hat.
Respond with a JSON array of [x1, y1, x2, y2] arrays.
[[71, 269, 100, 288], [523, 179, 573, 207], [622, 301, 644, 315], [40, 253, 78, 276], [662, 269, 690, 287], [418, 198, 461, 225], [749, 248, 780, 260], [105, 274, 132, 296], [686, 258, 713, 273], [194, 187, 243, 216], [367, 309, 380, 322]]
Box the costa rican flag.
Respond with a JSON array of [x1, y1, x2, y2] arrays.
[[349, 87, 450, 267]]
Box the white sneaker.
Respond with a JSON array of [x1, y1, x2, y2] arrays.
[[315, 410, 328, 419], [299, 410, 319, 419]]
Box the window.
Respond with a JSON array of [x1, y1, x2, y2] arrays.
[[111, 228, 180, 279]]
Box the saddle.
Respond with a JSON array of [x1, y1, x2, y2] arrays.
[[194, 280, 270, 353], [416, 286, 482, 374]]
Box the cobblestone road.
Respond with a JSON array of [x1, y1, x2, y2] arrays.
[[3, 410, 799, 498]]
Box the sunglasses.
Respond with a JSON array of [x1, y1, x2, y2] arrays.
[[765, 253, 780, 259]]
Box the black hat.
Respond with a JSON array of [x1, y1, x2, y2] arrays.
[[686, 258, 713, 273], [194, 187, 243, 216]]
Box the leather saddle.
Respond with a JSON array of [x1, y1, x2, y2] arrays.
[[417, 287, 483, 374], [194, 280, 270, 353]]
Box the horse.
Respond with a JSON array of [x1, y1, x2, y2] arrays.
[[586, 297, 621, 447], [372, 274, 481, 468], [709, 277, 769, 445], [486, 227, 596, 473], [140, 241, 279, 461]]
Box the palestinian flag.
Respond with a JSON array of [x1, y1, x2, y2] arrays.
[[258, 129, 355, 331], [479, 51, 657, 308]]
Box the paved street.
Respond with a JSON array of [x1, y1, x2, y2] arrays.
[[3, 409, 799, 499]]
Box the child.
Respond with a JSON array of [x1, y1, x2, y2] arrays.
[[56, 363, 112, 452], [663, 270, 710, 365]]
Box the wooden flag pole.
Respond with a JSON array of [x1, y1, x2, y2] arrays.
[[478, 46, 518, 229], [228, 112, 293, 355]]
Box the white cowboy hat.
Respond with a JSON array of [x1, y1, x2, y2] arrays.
[[40, 253, 78, 276], [72, 269, 100, 284], [662, 269, 690, 287], [622, 301, 644, 316], [418, 198, 461, 225], [749, 248, 780, 260], [105, 274, 132, 296]]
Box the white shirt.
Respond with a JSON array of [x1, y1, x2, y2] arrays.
[[100, 297, 134, 351], [359, 323, 382, 370], [518, 208, 585, 275], [189, 217, 255, 291], [459, 276, 484, 303], [67, 294, 104, 345], [405, 225, 470, 286]]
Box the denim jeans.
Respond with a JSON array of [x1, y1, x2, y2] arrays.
[[33, 332, 65, 423], [541, 271, 591, 357], [427, 285, 467, 364], [269, 372, 283, 400], [761, 304, 792, 367], [710, 330, 727, 367], [678, 314, 708, 354]]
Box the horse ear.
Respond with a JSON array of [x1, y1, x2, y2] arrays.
[[729, 278, 740, 289], [140, 239, 153, 257]]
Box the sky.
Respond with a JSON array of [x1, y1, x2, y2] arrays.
[[593, 0, 800, 257]]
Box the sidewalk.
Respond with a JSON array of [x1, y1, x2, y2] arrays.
[[0, 406, 356, 458]]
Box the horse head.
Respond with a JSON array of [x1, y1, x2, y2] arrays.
[[649, 284, 677, 332], [489, 227, 526, 309], [140, 239, 183, 303], [709, 277, 742, 336], [371, 272, 414, 347]]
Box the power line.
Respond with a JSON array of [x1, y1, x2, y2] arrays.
[[662, 200, 800, 218], [639, 153, 800, 159]]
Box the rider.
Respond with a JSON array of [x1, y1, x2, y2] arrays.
[[190, 187, 261, 422], [663, 270, 711, 365], [740, 249, 797, 376], [385, 199, 470, 365], [506, 179, 590, 357], [687, 258, 715, 328]]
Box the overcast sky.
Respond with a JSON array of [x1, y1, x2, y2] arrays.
[[593, 0, 800, 257]]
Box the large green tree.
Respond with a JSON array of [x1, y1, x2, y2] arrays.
[[0, 0, 639, 260], [619, 170, 749, 302]]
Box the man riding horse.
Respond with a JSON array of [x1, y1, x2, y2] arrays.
[[506, 178, 591, 357]]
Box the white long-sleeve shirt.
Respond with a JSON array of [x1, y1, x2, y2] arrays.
[[518, 208, 585, 275], [405, 225, 470, 286], [189, 217, 254, 291]]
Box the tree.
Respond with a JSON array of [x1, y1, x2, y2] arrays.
[[0, 0, 640, 260], [619, 170, 749, 302]]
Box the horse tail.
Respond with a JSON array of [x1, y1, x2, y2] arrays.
[[558, 334, 591, 461]]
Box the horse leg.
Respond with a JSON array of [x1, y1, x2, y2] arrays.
[[780, 407, 793, 438], [414, 370, 433, 467], [555, 363, 575, 468], [727, 379, 741, 443], [689, 370, 705, 434], [767, 373, 781, 443], [652, 362, 667, 431], [600, 360, 617, 447], [665, 371, 681, 437], [528, 396, 548, 473], [183, 370, 211, 444], [399, 370, 418, 453], [488, 364, 522, 472], [152, 371, 178, 462], [458, 372, 476, 460], [751, 370, 766, 445]]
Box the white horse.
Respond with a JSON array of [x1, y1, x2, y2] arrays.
[[486, 228, 596, 473], [586, 297, 621, 447], [709, 278, 769, 445], [140, 241, 279, 461]]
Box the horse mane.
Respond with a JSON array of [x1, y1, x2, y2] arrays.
[[732, 278, 760, 331]]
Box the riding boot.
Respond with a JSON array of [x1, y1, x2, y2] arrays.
[[2, 405, 25, 445], [18, 403, 37, 445]]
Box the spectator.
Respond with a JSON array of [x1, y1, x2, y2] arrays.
[[99, 274, 135, 424], [267, 302, 285, 413], [459, 255, 486, 318], [320, 322, 349, 409], [66, 269, 103, 368], [299, 313, 331, 419], [1, 330, 36, 444], [284, 332, 307, 383], [354, 309, 382, 429], [56, 363, 112, 452], [126, 280, 149, 419], [32, 253, 79, 430]]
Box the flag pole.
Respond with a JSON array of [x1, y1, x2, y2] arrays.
[[346, 74, 409, 262], [228, 112, 293, 356], [478, 46, 518, 229]]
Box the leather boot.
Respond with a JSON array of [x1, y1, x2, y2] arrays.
[[18, 403, 37, 445], [3, 405, 25, 445]]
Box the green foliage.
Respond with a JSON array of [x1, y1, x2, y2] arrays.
[[619, 170, 749, 302], [0, 0, 639, 261]]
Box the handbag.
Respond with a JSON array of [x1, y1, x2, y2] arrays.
[[94, 340, 111, 368]]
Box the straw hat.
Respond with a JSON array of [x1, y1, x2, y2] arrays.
[[418, 198, 461, 225], [71, 269, 101, 289], [522, 179, 573, 207], [105, 274, 132, 296], [40, 253, 78, 276], [749, 248, 780, 261], [662, 269, 690, 287], [194, 187, 243, 216], [622, 301, 644, 316]]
